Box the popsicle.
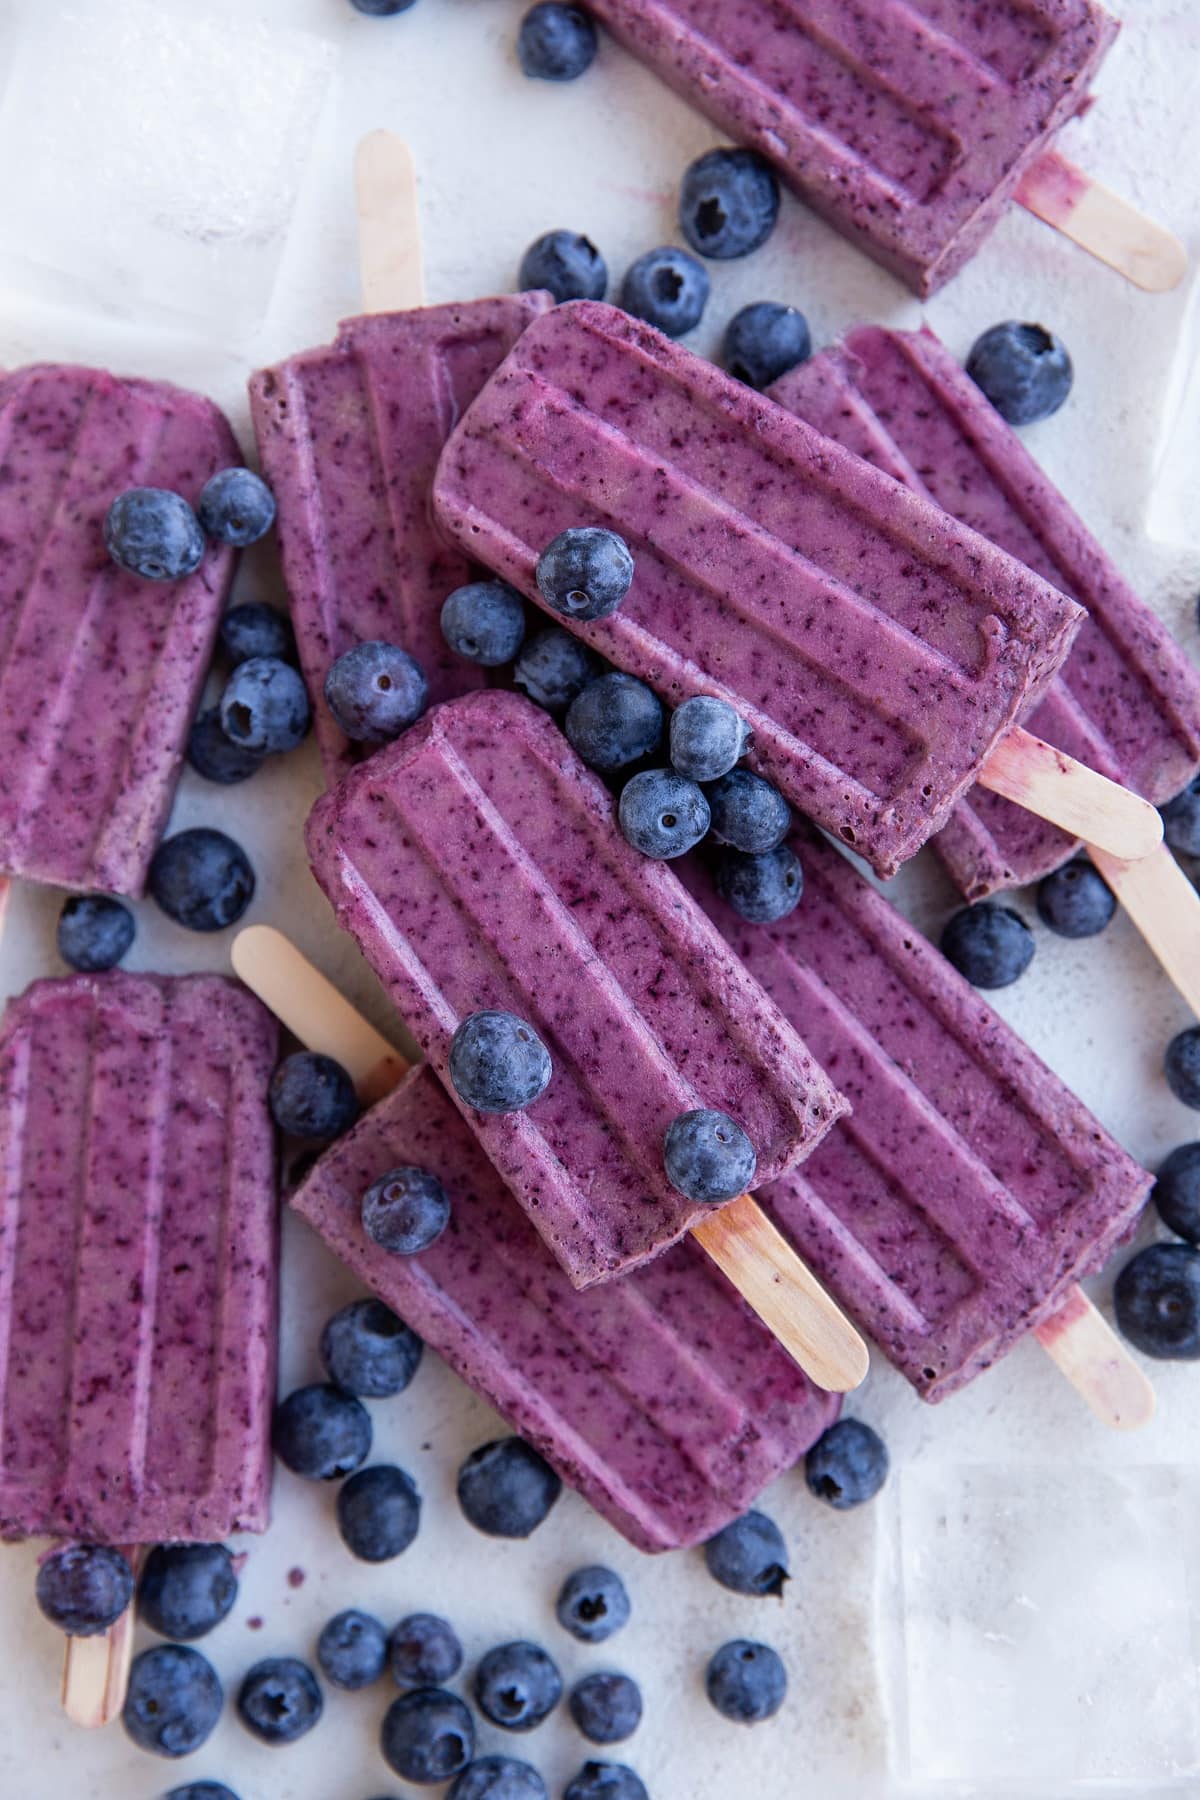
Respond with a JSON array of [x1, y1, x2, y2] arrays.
[[432, 299, 1160, 880], [581, 0, 1185, 294], [249, 132, 553, 778], [0, 364, 241, 897]]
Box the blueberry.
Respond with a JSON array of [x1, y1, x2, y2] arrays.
[[317, 1609, 389, 1689], [324, 641, 428, 744], [457, 1437, 562, 1538], [517, 1, 597, 79], [165, 1785, 240, 1800], [536, 527, 635, 623], [35, 1544, 133, 1636], [569, 1672, 642, 1744], [449, 1011, 553, 1113], [237, 1657, 323, 1745], [566, 672, 663, 771], [1154, 1142, 1200, 1243], [564, 1764, 649, 1800], [475, 1640, 563, 1731], [361, 1165, 451, 1253], [514, 627, 603, 711], [619, 768, 710, 858], [715, 844, 803, 923], [1161, 775, 1200, 857], [940, 904, 1034, 989], [381, 1687, 475, 1783], [441, 581, 527, 666], [703, 1510, 788, 1598], [965, 322, 1073, 426], [187, 707, 267, 784], [804, 1418, 889, 1510], [197, 468, 276, 547], [337, 1464, 422, 1562], [148, 828, 254, 932], [137, 1544, 237, 1641], [669, 695, 750, 782], [723, 302, 811, 389], [664, 1108, 756, 1203], [620, 246, 709, 337], [320, 1297, 423, 1397], [679, 148, 779, 260], [1166, 1027, 1200, 1108], [1114, 1242, 1200, 1358], [706, 768, 790, 853], [56, 894, 135, 972], [270, 1051, 360, 1140], [390, 1613, 464, 1688], [220, 655, 310, 754], [449, 1756, 548, 1800], [272, 1383, 372, 1480], [705, 1640, 786, 1724], [555, 1566, 631, 1644], [1036, 859, 1116, 938], [105, 487, 205, 582], [351, 0, 419, 12], [519, 230, 607, 303], [219, 601, 296, 667], [123, 1645, 223, 1757]]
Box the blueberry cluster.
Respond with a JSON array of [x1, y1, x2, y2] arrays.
[[1114, 1142, 1200, 1359], [104, 466, 275, 584], [939, 855, 1120, 993]]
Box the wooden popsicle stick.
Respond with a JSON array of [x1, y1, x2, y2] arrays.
[[1033, 1285, 1155, 1430], [232, 926, 869, 1393], [1016, 149, 1187, 294], [354, 130, 426, 315], [1090, 843, 1200, 1017], [60, 1546, 140, 1730], [980, 727, 1163, 861]]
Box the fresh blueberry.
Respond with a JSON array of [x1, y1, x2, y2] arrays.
[[123, 1645, 222, 1757], [56, 894, 135, 972], [1114, 1243, 1200, 1358], [449, 1012, 553, 1113], [219, 601, 296, 667], [619, 768, 710, 858], [706, 768, 790, 853], [381, 1688, 475, 1783], [564, 1764, 649, 1800], [197, 468, 276, 547], [457, 1437, 562, 1537], [35, 1544, 133, 1636], [187, 707, 267, 784], [105, 487, 205, 582], [1036, 859, 1116, 938], [1154, 1142, 1200, 1244], [965, 322, 1073, 426], [475, 1640, 563, 1731], [362, 1165, 451, 1254], [317, 1609, 389, 1690], [705, 1640, 786, 1724], [620, 246, 709, 337], [337, 1464, 422, 1562], [517, 1, 597, 79], [441, 581, 527, 666], [569, 1672, 642, 1744], [664, 1108, 755, 1203], [1161, 775, 1200, 857], [555, 1566, 631, 1644], [715, 844, 803, 923], [320, 1297, 423, 1397], [537, 527, 635, 623], [519, 230, 607, 302], [703, 1510, 788, 1598], [165, 1785, 240, 1800], [148, 828, 254, 932], [514, 627, 603, 711], [723, 302, 811, 389], [137, 1544, 237, 1641], [272, 1383, 372, 1480], [940, 904, 1034, 989], [1166, 1027, 1200, 1108], [351, 0, 419, 13], [324, 641, 428, 744], [804, 1418, 889, 1510], [220, 655, 310, 754], [679, 148, 779, 260], [566, 672, 663, 771], [390, 1613, 464, 1688], [270, 1051, 360, 1140], [669, 695, 750, 781], [237, 1658, 323, 1745], [449, 1756, 548, 1800]]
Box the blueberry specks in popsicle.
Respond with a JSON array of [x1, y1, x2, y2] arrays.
[[723, 303, 811, 390], [940, 903, 1035, 989], [236, 1657, 323, 1744], [520, 229, 608, 303], [197, 468, 276, 546], [219, 601, 297, 667], [679, 148, 780, 260], [450, 1756, 548, 1800], [663, 1108, 756, 1202], [569, 1671, 643, 1743], [148, 827, 255, 932], [537, 527, 635, 623], [449, 1011, 553, 1113], [703, 1510, 789, 1598], [619, 768, 709, 859], [669, 695, 750, 781], [220, 656, 310, 754], [272, 1383, 372, 1481], [518, 2, 598, 80], [715, 844, 803, 924], [105, 486, 206, 581], [391, 1612, 465, 1687], [804, 1419, 889, 1510], [619, 246, 709, 337], [325, 640, 429, 744], [1161, 774, 1200, 857], [1036, 859, 1116, 938], [320, 1297, 424, 1396], [1114, 1243, 1200, 1358], [515, 627, 604, 712], [442, 580, 528, 666], [706, 769, 790, 854], [556, 1566, 631, 1643], [123, 1644, 223, 1757], [704, 1640, 786, 1724], [270, 1051, 360, 1140], [1154, 1143, 1200, 1244], [56, 894, 135, 971], [337, 1464, 422, 1562], [35, 1543, 134, 1636], [137, 1543, 238, 1642], [564, 1764, 649, 1800], [362, 1164, 452, 1254], [382, 1687, 475, 1782], [965, 321, 1073, 426], [475, 1640, 563, 1731], [317, 1607, 389, 1689], [457, 1437, 562, 1538], [566, 671, 663, 770], [1166, 1028, 1200, 1108]]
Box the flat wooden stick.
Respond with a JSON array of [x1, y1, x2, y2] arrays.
[[1033, 1285, 1155, 1430], [980, 727, 1163, 861], [354, 130, 426, 314], [1091, 843, 1200, 1017], [61, 1548, 139, 1730], [1016, 149, 1187, 294]]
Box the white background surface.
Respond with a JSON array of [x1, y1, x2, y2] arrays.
[[1, 0, 1199, 1795]]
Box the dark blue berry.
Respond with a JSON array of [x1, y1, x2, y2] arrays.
[[566, 672, 663, 771], [449, 1756, 548, 1800], [706, 768, 790, 853], [940, 904, 1034, 989], [197, 468, 276, 547], [1036, 859, 1116, 938], [1114, 1243, 1200, 1358], [704, 1510, 788, 1598], [514, 627, 603, 711], [56, 894, 135, 971], [457, 1437, 562, 1538], [237, 1658, 323, 1744], [324, 641, 428, 744], [475, 1640, 562, 1731], [337, 1464, 422, 1562], [105, 487, 204, 582], [441, 581, 527, 666], [272, 1383, 372, 1480], [620, 246, 709, 337], [220, 655, 310, 753], [391, 1613, 464, 1687], [619, 768, 709, 858], [705, 1640, 786, 1724], [519, 230, 607, 302], [723, 302, 811, 389], [716, 844, 802, 923], [555, 1566, 631, 1644], [320, 1297, 423, 1397], [1161, 775, 1200, 857], [564, 1764, 649, 1800], [1154, 1142, 1200, 1243], [148, 828, 254, 932], [517, 2, 597, 79], [537, 527, 635, 623], [362, 1165, 451, 1254], [123, 1645, 222, 1757], [569, 1672, 642, 1744], [219, 601, 296, 667], [804, 1418, 889, 1509], [679, 148, 779, 259], [35, 1544, 133, 1636], [351, 0, 418, 12], [664, 1108, 755, 1202], [965, 322, 1073, 426], [669, 695, 749, 781], [317, 1608, 389, 1690], [270, 1051, 359, 1140], [137, 1544, 237, 1641], [449, 1012, 552, 1113], [187, 707, 266, 784], [1166, 1027, 1200, 1108], [165, 1785, 239, 1800], [381, 1688, 475, 1783]]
